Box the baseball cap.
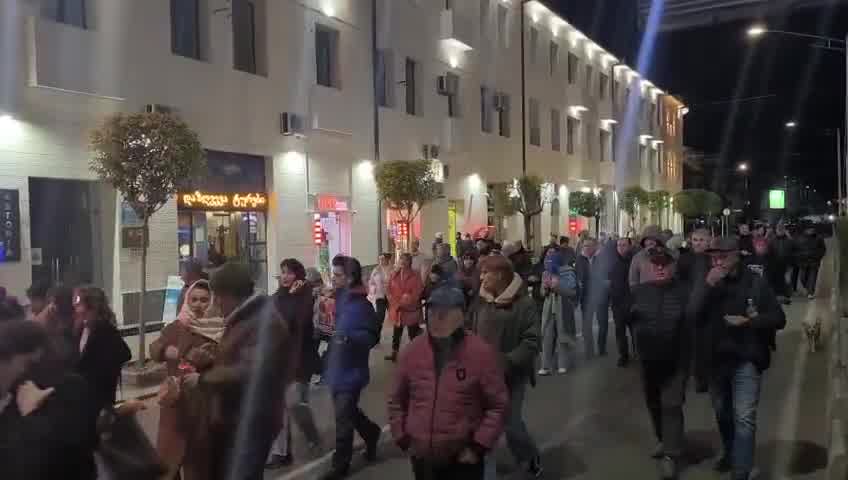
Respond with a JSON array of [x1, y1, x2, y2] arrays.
[[426, 285, 466, 309], [706, 236, 740, 254], [647, 246, 675, 266]]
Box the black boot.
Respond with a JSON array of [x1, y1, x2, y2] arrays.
[[659, 456, 678, 480], [319, 466, 349, 480]]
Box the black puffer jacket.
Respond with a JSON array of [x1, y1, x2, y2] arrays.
[[794, 233, 826, 266], [608, 251, 633, 304], [629, 281, 691, 363], [693, 268, 786, 373]]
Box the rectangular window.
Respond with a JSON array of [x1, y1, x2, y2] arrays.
[[405, 58, 418, 115], [498, 93, 510, 137], [657, 145, 663, 173], [566, 117, 578, 154], [625, 87, 631, 106], [599, 73, 608, 99], [600, 130, 610, 162], [233, 0, 257, 74], [481, 87, 493, 133], [613, 79, 620, 99], [480, 0, 489, 35], [651, 148, 659, 172], [549, 41, 559, 76], [530, 27, 539, 65], [650, 103, 657, 126], [567, 53, 578, 84], [551, 109, 561, 151], [529, 98, 540, 146], [316, 24, 340, 87], [42, 0, 87, 28], [498, 5, 508, 48], [447, 73, 460, 118], [376, 49, 393, 107], [639, 145, 647, 168], [171, 0, 200, 59], [585, 65, 593, 92]]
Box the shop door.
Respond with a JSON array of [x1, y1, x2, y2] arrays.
[[29, 178, 101, 287], [320, 212, 351, 260]]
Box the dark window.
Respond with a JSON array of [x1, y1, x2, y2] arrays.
[[171, 0, 200, 59], [567, 53, 578, 84], [316, 25, 340, 88], [600, 130, 610, 162], [639, 145, 647, 168], [498, 93, 510, 137], [498, 5, 508, 47], [549, 41, 559, 76], [585, 65, 593, 92], [233, 0, 257, 74], [447, 73, 460, 118], [480, 0, 489, 34], [551, 109, 561, 151], [42, 0, 87, 28], [529, 98, 540, 146], [567, 117, 578, 154], [405, 58, 418, 115], [530, 27, 539, 64], [376, 49, 392, 107], [481, 86, 493, 133], [599, 73, 609, 99]]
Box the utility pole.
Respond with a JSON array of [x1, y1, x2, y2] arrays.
[[371, 0, 383, 253], [520, 0, 527, 174]]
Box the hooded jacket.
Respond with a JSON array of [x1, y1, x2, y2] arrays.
[[469, 274, 540, 384], [326, 286, 380, 392]]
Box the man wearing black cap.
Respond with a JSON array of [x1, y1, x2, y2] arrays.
[[629, 245, 692, 480], [388, 285, 508, 480], [697, 237, 786, 480]]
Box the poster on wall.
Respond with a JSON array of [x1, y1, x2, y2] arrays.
[[0, 189, 21, 262], [162, 275, 185, 324]]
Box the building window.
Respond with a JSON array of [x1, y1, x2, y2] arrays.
[[567, 53, 578, 84], [529, 27, 539, 65], [498, 4, 508, 48], [171, 0, 200, 59], [447, 73, 460, 118], [599, 73, 609, 99], [651, 148, 659, 173], [480, 0, 489, 35], [497, 92, 510, 137], [551, 109, 561, 151], [481, 86, 493, 133], [316, 25, 340, 88], [613, 79, 620, 99], [549, 41, 559, 76], [625, 87, 631, 106], [405, 58, 418, 115], [529, 98, 540, 146], [656, 145, 663, 173], [585, 65, 593, 92], [42, 0, 87, 28], [376, 49, 393, 107], [566, 117, 578, 154], [233, 0, 257, 74], [600, 130, 610, 162], [639, 145, 647, 168]]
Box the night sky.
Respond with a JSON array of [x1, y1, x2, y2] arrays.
[[552, 0, 848, 206]]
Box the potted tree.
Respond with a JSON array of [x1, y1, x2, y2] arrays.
[[569, 190, 604, 236], [90, 111, 205, 381], [375, 160, 440, 251], [620, 186, 648, 233]]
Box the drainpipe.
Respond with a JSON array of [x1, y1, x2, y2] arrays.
[[371, 0, 383, 254], [520, 0, 527, 175]]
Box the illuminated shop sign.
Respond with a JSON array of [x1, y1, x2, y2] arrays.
[[315, 194, 350, 212], [178, 191, 268, 211]]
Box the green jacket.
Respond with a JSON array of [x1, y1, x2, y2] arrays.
[[469, 274, 541, 384]]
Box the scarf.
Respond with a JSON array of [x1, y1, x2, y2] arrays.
[[176, 280, 225, 342]]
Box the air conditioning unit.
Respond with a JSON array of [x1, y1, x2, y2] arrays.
[[280, 112, 304, 137], [145, 104, 175, 115], [493, 94, 507, 111]]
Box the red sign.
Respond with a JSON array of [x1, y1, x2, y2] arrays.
[[317, 195, 349, 212], [313, 214, 323, 246], [568, 219, 578, 234]]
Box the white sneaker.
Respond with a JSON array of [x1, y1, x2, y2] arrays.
[[808, 294, 815, 300], [537, 369, 551, 376], [557, 368, 568, 375]]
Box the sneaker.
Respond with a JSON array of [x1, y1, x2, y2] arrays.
[[808, 294, 816, 300], [557, 367, 568, 374], [319, 467, 349, 480], [537, 369, 551, 376], [713, 455, 731, 473], [265, 454, 293, 470], [651, 442, 664, 459], [527, 455, 544, 478], [659, 456, 678, 480]]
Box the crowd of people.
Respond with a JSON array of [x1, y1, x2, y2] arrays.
[[0, 220, 825, 480]]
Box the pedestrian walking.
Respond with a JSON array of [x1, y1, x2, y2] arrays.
[[386, 253, 424, 362], [177, 258, 208, 313], [770, 223, 795, 303], [737, 223, 754, 257], [576, 237, 610, 357], [609, 237, 635, 367], [559, 236, 577, 267], [201, 262, 290, 480], [267, 259, 323, 469], [629, 246, 692, 480], [538, 249, 578, 375], [150, 279, 223, 480], [629, 225, 666, 286], [72, 286, 131, 413], [678, 228, 714, 393], [794, 224, 826, 299], [435, 243, 459, 279], [696, 237, 786, 480], [457, 250, 481, 310], [369, 253, 393, 336], [469, 255, 543, 478], [309, 268, 334, 384], [410, 238, 429, 277], [432, 232, 445, 258], [321, 256, 382, 480], [0, 321, 100, 480], [388, 285, 509, 480], [505, 240, 534, 282]]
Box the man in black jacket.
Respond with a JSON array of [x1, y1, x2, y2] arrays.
[[630, 246, 692, 480], [697, 237, 786, 480], [677, 228, 714, 393], [609, 237, 634, 367]]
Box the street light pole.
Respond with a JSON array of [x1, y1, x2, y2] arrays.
[[520, 0, 528, 175]]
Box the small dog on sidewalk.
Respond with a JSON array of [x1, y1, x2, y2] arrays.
[[803, 317, 823, 353]]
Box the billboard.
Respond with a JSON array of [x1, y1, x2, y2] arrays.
[[769, 189, 785, 209]]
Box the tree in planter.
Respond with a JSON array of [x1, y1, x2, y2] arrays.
[[569, 190, 604, 236], [510, 175, 552, 251], [491, 182, 518, 240], [375, 160, 441, 251], [673, 189, 723, 232], [644, 190, 670, 226], [620, 186, 648, 232], [90, 112, 205, 368]]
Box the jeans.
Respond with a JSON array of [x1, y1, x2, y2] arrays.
[[504, 381, 540, 464], [581, 296, 610, 357], [641, 360, 688, 458], [540, 300, 575, 371], [611, 299, 632, 359], [375, 298, 388, 341], [412, 458, 484, 480], [800, 263, 821, 295], [392, 324, 422, 353], [710, 362, 763, 480], [331, 389, 381, 470]]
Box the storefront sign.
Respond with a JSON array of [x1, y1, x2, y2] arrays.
[[315, 194, 350, 212], [0, 190, 21, 262], [178, 191, 268, 211]]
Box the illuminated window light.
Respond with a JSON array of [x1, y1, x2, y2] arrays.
[[449, 56, 458, 69]]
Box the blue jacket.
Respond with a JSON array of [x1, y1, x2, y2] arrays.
[[326, 286, 379, 392]]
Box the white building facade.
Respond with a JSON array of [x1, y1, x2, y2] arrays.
[[0, 0, 684, 326]]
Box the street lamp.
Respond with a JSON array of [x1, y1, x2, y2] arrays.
[[737, 163, 749, 172], [785, 121, 797, 128], [747, 25, 767, 37]]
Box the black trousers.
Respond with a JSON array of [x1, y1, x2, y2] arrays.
[[611, 299, 631, 359], [392, 324, 422, 353], [375, 298, 388, 343], [411, 458, 485, 480], [331, 389, 381, 470], [800, 262, 821, 295], [641, 360, 688, 458]]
